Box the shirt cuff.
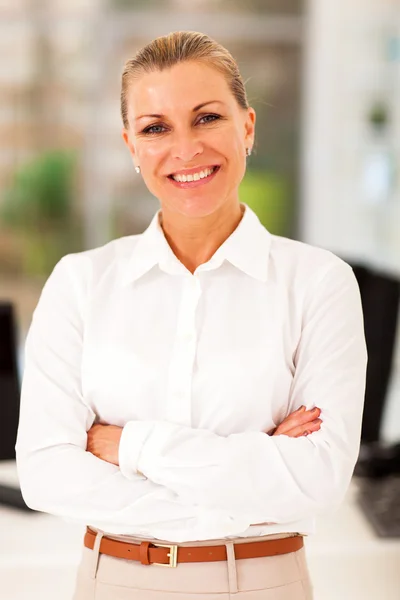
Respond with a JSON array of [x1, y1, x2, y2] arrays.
[[119, 421, 155, 480]]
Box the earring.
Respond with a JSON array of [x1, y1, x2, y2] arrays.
[[135, 166, 141, 174], [246, 147, 252, 157]]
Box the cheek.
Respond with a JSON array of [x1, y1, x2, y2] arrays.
[[141, 146, 162, 165], [138, 144, 169, 195], [219, 128, 245, 156], [137, 142, 167, 171]]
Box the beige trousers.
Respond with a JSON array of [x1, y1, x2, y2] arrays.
[[72, 530, 314, 599]]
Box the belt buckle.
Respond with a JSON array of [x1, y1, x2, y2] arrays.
[[152, 543, 178, 568]]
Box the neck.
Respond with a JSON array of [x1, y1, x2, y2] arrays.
[[159, 202, 245, 274]]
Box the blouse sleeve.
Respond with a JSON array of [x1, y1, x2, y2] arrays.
[[118, 260, 368, 525]]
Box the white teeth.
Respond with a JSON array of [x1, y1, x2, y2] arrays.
[[172, 167, 215, 183]]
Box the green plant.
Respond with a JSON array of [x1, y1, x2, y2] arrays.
[[2, 150, 75, 227], [1, 150, 82, 275], [239, 169, 292, 236], [368, 102, 389, 131]]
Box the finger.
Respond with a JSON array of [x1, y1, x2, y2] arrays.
[[269, 407, 305, 435], [276, 407, 321, 434], [89, 423, 101, 431], [278, 418, 322, 438], [86, 426, 98, 451]]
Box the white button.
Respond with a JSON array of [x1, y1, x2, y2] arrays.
[[175, 390, 188, 402], [182, 331, 195, 343]]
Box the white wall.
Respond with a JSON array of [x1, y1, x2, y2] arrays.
[[301, 0, 400, 443], [301, 0, 400, 275]]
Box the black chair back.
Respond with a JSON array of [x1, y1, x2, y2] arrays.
[[351, 264, 400, 444], [0, 302, 20, 460]]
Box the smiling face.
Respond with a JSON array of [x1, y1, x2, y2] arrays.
[[122, 60, 255, 220]]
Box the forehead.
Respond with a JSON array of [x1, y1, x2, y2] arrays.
[[127, 61, 235, 117]]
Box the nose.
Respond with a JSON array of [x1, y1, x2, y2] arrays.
[[171, 130, 203, 163]]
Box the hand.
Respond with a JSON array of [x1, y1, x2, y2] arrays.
[[266, 406, 322, 438], [86, 423, 123, 466]]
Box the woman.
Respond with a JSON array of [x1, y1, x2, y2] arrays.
[[16, 31, 367, 599]]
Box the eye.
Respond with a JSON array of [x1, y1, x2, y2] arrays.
[[142, 124, 167, 135], [198, 114, 221, 124]]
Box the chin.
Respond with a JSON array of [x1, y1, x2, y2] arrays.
[[166, 196, 225, 219]]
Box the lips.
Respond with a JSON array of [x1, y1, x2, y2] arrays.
[[167, 166, 220, 189], [168, 165, 219, 179]]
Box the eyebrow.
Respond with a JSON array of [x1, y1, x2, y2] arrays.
[[134, 100, 224, 122]]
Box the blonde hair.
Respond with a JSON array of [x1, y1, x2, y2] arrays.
[[121, 31, 249, 128]]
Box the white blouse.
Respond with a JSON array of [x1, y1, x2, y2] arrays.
[[15, 204, 367, 543]]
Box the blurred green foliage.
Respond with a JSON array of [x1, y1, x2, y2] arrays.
[[2, 150, 74, 226], [1, 150, 82, 276], [109, 0, 302, 13], [239, 169, 291, 236], [111, 0, 162, 8]]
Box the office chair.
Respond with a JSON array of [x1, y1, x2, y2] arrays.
[[0, 302, 32, 510], [352, 264, 400, 445], [349, 264, 400, 537]]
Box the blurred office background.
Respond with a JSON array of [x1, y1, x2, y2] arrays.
[[0, 0, 400, 599]]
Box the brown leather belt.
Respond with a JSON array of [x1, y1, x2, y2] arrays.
[[84, 527, 304, 568]]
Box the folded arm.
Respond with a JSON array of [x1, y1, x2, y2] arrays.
[[119, 260, 368, 524], [15, 256, 202, 533]]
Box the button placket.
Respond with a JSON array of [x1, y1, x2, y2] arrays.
[[165, 276, 201, 425]]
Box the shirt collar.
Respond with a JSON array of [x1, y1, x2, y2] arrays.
[[122, 203, 272, 285]]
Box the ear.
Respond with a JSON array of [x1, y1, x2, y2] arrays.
[[244, 107, 256, 149], [122, 128, 137, 165]]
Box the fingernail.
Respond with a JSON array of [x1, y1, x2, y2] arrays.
[[303, 430, 311, 436], [297, 405, 306, 412], [312, 407, 319, 413]]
